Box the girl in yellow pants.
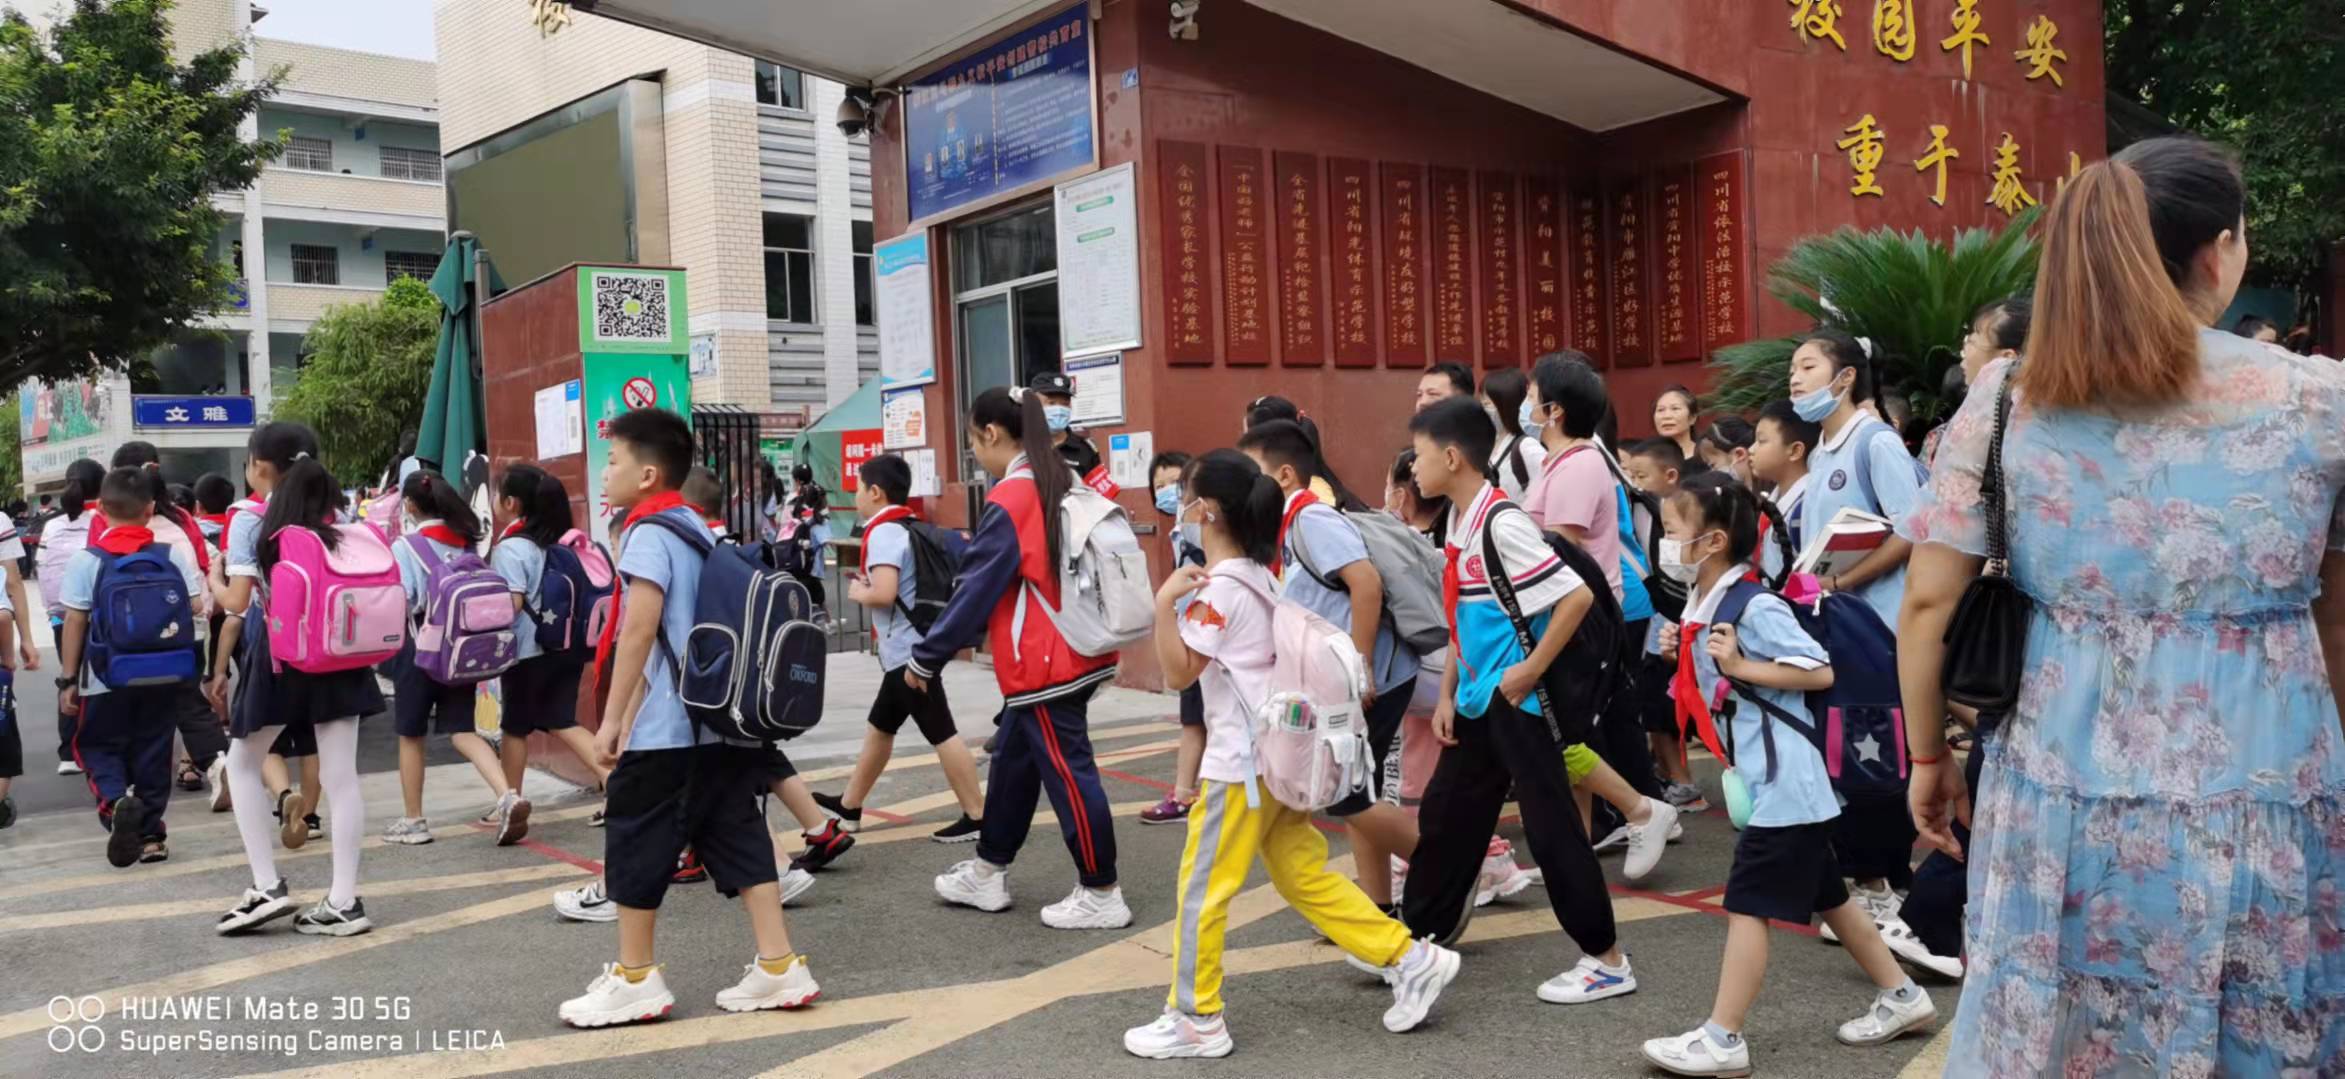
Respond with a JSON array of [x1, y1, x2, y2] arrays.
[[1130, 450, 1461, 1060]]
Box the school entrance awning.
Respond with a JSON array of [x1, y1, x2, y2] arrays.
[[569, 0, 1069, 86]]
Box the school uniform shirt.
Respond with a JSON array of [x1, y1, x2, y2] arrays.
[[391, 525, 468, 616], [59, 540, 203, 696], [1445, 483, 1584, 721], [1681, 567, 1837, 828], [1279, 492, 1419, 696], [0, 510, 25, 568], [38, 511, 95, 618], [1521, 443, 1623, 602], [861, 511, 924, 672], [1488, 433, 1549, 502], [614, 506, 717, 752], [1800, 417, 1923, 629], [1177, 559, 1279, 784], [488, 536, 547, 660]]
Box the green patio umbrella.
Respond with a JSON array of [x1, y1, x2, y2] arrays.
[[415, 233, 500, 477]]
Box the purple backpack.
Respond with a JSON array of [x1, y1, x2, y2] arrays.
[[404, 535, 519, 686]]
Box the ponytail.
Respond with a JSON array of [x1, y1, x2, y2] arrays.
[[970, 386, 1069, 570], [1188, 449, 1283, 565], [1754, 492, 1799, 590], [59, 458, 104, 520], [402, 469, 482, 546], [257, 457, 341, 568], [2021, 137, 2240, 410], [500, 463, 574, 548]]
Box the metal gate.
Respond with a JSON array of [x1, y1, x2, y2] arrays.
[[690, 405, 765, 539]]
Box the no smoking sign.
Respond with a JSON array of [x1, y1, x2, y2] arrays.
[[621, 377, 658, 410]]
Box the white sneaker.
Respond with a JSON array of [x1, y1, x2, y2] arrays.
[[1836, 987, 1937, 1045], [1881, 919, 1964, 979], [383, 816, 434, 845], [780, 866, 816, 906], [715, 955, 821, 1012], [1537, 954, 1638, 1004], [1382, 938, 1461, 1032], [1622, 798, 1680, 881], [1041, 884, 1132, 929], [494, 790, 532, 846], [1642, 1026, 1752, 1077], [1853, 881, 1901, 924], [559, 964, 675, 1028], [57, 760, 81, 775], [1123, 1008, 1234, 1059], [1593, 825, 1629, 853], [207, 757, 232, 812], [934, 859, 1012, 912], [1344, 952, 1400, 986], [554, 879, 619, 923], [1669, 820, 1686, 842]]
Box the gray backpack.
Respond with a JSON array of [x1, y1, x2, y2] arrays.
[[1291, 507, 1448, 655]]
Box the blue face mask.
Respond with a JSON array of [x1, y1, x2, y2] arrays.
[[1792, 382, 1840, 423], [1044, 404, 1074, 433], [1154, 483, 1181, 516], [1518, 398, 1543, 434]]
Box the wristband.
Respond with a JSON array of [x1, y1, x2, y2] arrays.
[[1909, 752, 1945, 766]]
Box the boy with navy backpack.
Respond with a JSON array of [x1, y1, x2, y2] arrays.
[[56, 468, 205, 867]]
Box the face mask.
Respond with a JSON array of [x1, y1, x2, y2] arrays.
[[1658, 532, 1717, 584], [1154, 484, 1181, 516], [1177, 498, 1204, 550], [1792, 381, 1840, 423], [1043, 405, 1074, 433], [1519, 399, 1544, 434]]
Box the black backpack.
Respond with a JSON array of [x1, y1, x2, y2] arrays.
[[892, 520, 967, 634], [1478, 500, 1633, 746], [1595, 443, 1686, 621]]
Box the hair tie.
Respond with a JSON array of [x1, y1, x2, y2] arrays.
[[1855, 336, 1876, 360], [1008, 387, 1027, 402], [293, 451, 312, 461]]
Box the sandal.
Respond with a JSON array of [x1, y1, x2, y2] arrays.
[[176, 759, 205, 792], [140, 840, 169, 863]]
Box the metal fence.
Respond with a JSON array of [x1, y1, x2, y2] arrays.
[[691, 405, 872, 656]]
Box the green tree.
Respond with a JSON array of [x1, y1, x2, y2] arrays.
[[2106, 0, 2345, 290], [274, 277, 438, 486], [0, 0, 280, 389], [0, 392, 19, 496], [1706, 212, 2040, 419]]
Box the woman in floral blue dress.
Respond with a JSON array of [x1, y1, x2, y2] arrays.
[[1900, 136, 2345, 1076]]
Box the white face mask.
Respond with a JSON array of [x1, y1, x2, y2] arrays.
[[1658, 532, 1720, 584]]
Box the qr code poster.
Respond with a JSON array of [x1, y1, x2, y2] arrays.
[[576, 267, 686, 354]]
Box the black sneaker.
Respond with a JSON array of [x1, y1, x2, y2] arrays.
[[218, 879, 296, 934], [107, 791, 146, 868], [931, 815, 983, 844], [0, 794, 14, 829], [811, 791, 862, 833], [589, 807, 608, 828], [294, 896, 372, 937], [304, 813, 323, 841], [793, 820, 855, 871]]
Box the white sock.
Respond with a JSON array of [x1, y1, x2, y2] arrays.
[[224, 730, 282, 892], [973, 859, 1003, 878], [313, 718, 365, 908]]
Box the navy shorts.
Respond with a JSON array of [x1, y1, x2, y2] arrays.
[[603, 745, 780, 910], [867, 665, 957, 745], [500, 655, 584, 736], [392, 648, 477, 738], [1724, 821, 1852, 924]]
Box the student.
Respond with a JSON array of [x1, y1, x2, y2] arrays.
[[0, 617, 15, 827], [916, 386, 1128, 930], [1398, 397, 1640, 1004], [1697, 417, 1756, 488], [1386, 450, 1449, 546], [1750, 400, 1820, 584], [1639, 477, 1933, 1076], [811, 453, 984, 842], [1238, 397, 1347, 507], [193, 474, 236, 547], [1414, 361, 1474, 414], [487, 465, 610, 801], [1924, 295, 2031, 468], [39, 457, 103, 775], [1621, 438, 1703, 807], [682, 467, 730, 538], [1652, 385, 1701, 464], [376, 470, 526, 846], [102, 443, 222, 800], [1130, 450, 1461, 1059], [1482, 368, 1548, 501], [1141, 451, 1206, 826], [56, 468, 203, 866], [558, 407, 817, 1026], [1521, 355, 1680, 876], [207, 422, 385, 936]]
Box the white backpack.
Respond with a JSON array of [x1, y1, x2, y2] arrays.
[[1223, 573, 1373, 811], [1026, 479, 1153, 657]]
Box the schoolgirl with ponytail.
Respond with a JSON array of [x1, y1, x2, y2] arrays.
[[208, 421, 385, 938], [1131, 449, 1462, 1057], [913, 385, 1127, 929], [487, 464, 609, 806]]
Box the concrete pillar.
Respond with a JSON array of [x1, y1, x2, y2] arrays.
[[810, 78, 861, 408]]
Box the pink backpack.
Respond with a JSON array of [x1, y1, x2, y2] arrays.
[[266, 522, 408, 674], [1223, 573, 1374, 811]]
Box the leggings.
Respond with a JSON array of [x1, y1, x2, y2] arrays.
[[225, 719, 364, 906]]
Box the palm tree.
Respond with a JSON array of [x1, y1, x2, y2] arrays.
[[1706, 210, 2041, 422]]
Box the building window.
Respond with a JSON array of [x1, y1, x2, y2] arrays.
[[755, 61, 804, 110], [283, 134, 333, 172], [379, 146, 441, 182], [763, 213, 814, 323], [290, 244, 339, 285], [853, 220, 874, 326], [385, 250, 437, 282]]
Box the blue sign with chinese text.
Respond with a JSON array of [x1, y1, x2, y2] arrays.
[[133, 395, 256, 429], [905, 4, 1094, 223]]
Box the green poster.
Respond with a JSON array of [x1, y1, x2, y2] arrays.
[[582, 351, 691, 544]]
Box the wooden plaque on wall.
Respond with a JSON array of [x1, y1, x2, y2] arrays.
[[1567, 185, 1610, 367], [1157, 140, 1217, 366], [1698, 151, 1751, 353], [1217, 145, 1272, 366], [1273, 150, 1326, 367], [1478, 171, 1521, 368], [1524, 176, 1566, 358], [1379, 162, 1428, 366], [1654, 166, 1701, 363], [1329, 157, 1379, 368], [1430, 166, 1473, 362], [1609, 179, 1653, 368]]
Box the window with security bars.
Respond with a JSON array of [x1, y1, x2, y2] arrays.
[[764, 213, 815, 323], [284, 135, 333, 172], [385, 251, 437, 282], [290, 244, 339, 285], [379, 146, 440, 182]]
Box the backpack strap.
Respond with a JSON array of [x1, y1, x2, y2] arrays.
[[625, 512, 717, 717], [1707, 580, 1822, 784], [1501, 434, 1531, 489], [1843, 417, 1921, 518], [1285, 505, 1347, 595], [1476, 500, 1567, 748]]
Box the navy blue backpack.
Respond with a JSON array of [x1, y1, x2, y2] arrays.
[[87, 546, 201, 687], [634, 515, 826, 743], [528, 529, 616, 665], [1711, 578, 1907, 798]]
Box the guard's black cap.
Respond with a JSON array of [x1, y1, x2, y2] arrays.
[[1026, 371, 1074, 398]]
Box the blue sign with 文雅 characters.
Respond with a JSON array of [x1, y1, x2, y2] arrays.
[[133, 395, 256, 429], [905, 3, 1094, 223]]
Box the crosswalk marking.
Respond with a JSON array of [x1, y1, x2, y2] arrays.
[[0, 862, 586, 935]]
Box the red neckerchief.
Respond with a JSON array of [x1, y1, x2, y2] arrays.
[[94, 524, 156, 556], [860, 505, 914, 574], [1441, 544, 1463, 657], [494, 518, 527, 546], [1271, 489, 1320, 578], [198, 512, 233, 533], [1671, 578, 1736, 767], [414, 521, 469, 548], [592, 492, 690, 681]]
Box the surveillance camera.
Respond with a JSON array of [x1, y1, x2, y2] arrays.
[[836, 96, 869, 138]]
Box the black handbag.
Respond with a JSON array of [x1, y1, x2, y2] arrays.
[[1940, 379, 2030, 712]]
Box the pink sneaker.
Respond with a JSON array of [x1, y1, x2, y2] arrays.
[[1139, 795, 1190, 825]]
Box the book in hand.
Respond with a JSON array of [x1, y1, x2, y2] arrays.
[[1792, 507, 1894, 579]]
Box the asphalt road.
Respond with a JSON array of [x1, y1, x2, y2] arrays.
[[0, 653, 1956, 1079]]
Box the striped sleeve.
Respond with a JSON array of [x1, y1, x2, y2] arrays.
[[1489, 505, 1581, 617]]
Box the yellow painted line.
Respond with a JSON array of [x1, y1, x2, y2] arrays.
[[0, 862, 586, 934], [0, 885, 555, 1043], [792, 719, 1169, 785], [1898, 1018, 1956, 1076], [851, 799, 1165, 847]]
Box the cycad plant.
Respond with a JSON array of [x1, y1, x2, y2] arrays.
[[1707, 210, 2041, 422]]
